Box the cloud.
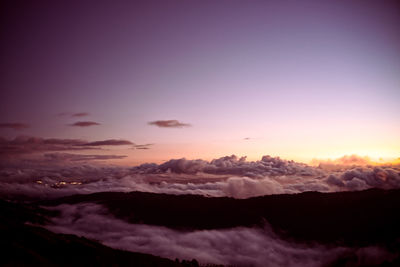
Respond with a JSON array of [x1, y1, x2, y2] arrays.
[[0, 165, 132, 199], [131, 155, 319, 177], [0, 136, 88, 155], [1, 154, 399, 200], [0, 123, 30, 130], [82, 139, 133, 146], [69, 121, 100, 127], [0, 136, 135, 158], [148, 120, 191, 128], [72, 112, 89, 117], [311, 155, 373, 169], [326, 166, 400, 191], [58, 112, 89, 117], [44, 153, 127, 162], [0, 168, 325, 200], [133, 144, 154, 150], [44, 203, 397, 267]]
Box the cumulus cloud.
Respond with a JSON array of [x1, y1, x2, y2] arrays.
[[131, 155, 320, 178], [148, 120, 191, 128], [69, 121, 100, 127], [311, 155, 374, 170], [44, 203, 396, 267], [0, 123, 30, 130], [325, 166, 400, 191], [0, 169, 325, 200], [1, 149, 400, 202], [1, 155, 400, 200]]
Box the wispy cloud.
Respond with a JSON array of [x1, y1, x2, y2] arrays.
[[0, 136, 134, 156], [58, 112, 90, 117], [148, 120, 191, 128], [0, 136, 88, 155], [72, 112, 89, 117], [83, 139, 133, 146], [69, 121, 100, 127], [0, 123, 30, 130], [133, 144, 154, 150], [44, 153, 127, 161]]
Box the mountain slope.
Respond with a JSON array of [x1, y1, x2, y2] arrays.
[[44, 188, 400, 248]]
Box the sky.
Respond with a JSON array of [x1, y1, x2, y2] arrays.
[[1, 0, 399, 165]]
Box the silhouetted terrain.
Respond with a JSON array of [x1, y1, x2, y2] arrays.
[[44, 189, 400, 250], [2, 189, 400, 266], [0, 200, 198, 267]]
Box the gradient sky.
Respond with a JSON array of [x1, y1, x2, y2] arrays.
[[1, 0, 399, 165]]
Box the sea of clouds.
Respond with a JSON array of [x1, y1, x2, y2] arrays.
[[2, 154, 399, 266], [1, 154, 399, 200]]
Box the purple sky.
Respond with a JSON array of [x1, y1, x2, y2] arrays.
[[1, 0, 399, 164]]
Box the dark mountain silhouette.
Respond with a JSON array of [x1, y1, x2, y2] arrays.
[[2, 189, 400, 266], [0, 200, 199, 267], [44, 188, 400, 250]]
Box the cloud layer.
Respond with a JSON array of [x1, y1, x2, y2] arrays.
[[44, 153, 127, 162], [72, 112, 89, 117], [0, 136, 134, 157], [44, 203, 396, 267], [83, 139, 133, 146], [58, 112, 89, 117], [69, 121, 100, 127], [1, 155, 399, 200], [148, 120, 191, 128]]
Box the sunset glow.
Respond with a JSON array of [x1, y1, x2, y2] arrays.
[[1, 1, 399, 166], [1, 1, 400, 266]]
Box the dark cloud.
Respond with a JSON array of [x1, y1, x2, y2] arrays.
[[58, 112, 90, 117], [133, 144, 154, 150], [44, 153, 127, 162], [148, 120, 191, 128], [0, 123, 30, 130], [69, 121, 100, 127], [44, 203, 396, 267], [0, 136, 135, 157], [72, 112, 89, 117], [83, 139, 133, 146], [0, 136, 89, 155]]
